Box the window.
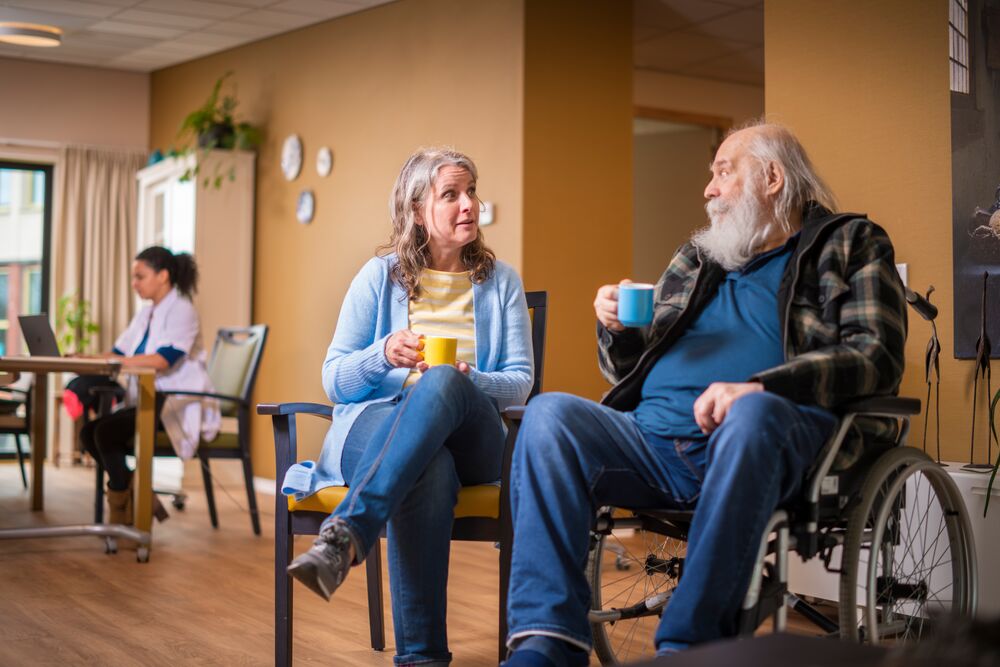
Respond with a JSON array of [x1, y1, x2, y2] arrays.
[[0, 272, 8, 321], [30, 171, 44, 207], [0, 161, 52, 354], [950, 0, 970, 94], [0, 171, 11, 208], [24, 267, 42, 314]]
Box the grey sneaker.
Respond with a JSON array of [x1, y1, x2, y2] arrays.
[[287, 520, 354, 601]]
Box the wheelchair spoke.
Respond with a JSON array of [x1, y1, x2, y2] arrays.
[[841, 455, 973, 646], [589, 517, 685, 664]]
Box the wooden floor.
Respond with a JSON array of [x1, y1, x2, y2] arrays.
[[0, 460, 508, 666], [0, 460, 828, 666]]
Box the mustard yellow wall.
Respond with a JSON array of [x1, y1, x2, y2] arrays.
[[766, 0, 982, 463], [522, 0, 633, 399], [149, 0, 525, 478]]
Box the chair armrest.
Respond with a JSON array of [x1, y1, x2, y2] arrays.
[[501, 405, 525, 423], [159, 389, 246, 405], [840, 396, 921, 417], [256, 402, 333, 419], [0, 387, 28, 400]]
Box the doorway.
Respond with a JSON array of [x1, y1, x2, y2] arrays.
[[632, 108, 729, 283]]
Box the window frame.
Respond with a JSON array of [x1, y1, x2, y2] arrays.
[[0, 160, 54, 322], [950, 0, 978, 109]]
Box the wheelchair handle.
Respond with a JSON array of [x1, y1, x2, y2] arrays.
[[904, 287, 938, 322]]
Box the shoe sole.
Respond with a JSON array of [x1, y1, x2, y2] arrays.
[[287, 558, 333, 601]]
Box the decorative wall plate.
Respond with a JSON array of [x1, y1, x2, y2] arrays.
[[297, 189, 315, 224], [316, 146, 333, 177], [281, 134, 303, 181]]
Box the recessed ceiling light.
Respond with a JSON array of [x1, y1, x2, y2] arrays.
[[0, 22, 63, 48]]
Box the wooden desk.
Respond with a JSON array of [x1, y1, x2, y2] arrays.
[[0, 356, 157, 561]]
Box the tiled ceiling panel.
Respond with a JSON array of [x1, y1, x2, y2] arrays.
[[0, 0, 763, 87], [0, 0, 395, 71], [634, 0, 764, 87]]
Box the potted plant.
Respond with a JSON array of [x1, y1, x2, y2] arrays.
[[55, 292, 100, 355], [175, 71, 262, 188]]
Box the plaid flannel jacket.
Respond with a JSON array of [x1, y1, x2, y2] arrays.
[[597, 203, 907, 468]]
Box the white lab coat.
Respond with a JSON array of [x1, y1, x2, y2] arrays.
[[114, 287, 220, 459]]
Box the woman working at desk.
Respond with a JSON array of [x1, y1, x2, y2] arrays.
[[79, 246, 219, 528]]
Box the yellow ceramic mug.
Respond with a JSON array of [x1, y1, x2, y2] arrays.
[[421, 336, 458, 367]]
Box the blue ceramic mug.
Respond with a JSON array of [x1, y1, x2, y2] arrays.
[[617, 283, 655, 327]]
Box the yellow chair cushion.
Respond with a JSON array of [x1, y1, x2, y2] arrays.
[[289, 482, 501, 519]]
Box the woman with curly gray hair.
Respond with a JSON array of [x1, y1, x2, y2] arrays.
[[281, 147, 533, 666]]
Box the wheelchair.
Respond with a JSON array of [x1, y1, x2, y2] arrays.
[[583, 396, 978, 664]]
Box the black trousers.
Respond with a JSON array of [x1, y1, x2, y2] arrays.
[[80, 397, 166, 491]]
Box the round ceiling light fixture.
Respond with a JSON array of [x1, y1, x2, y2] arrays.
[[0, 22, 63, 48]]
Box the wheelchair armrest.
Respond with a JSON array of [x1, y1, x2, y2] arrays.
[[840, 396, 921, 417], [256, 402, 333, 419]]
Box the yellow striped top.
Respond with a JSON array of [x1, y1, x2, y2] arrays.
[[404, 268, 477, 387]]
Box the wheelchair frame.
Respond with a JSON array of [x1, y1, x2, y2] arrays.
[[584, 396, 978, 664]]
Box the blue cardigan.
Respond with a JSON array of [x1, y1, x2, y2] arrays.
[[281, 254, 533, 498]]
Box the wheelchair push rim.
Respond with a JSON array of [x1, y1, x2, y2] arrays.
[[839, 448, 977, 645]]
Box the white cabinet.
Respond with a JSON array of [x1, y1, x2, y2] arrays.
[[136, 150, 255, 343]]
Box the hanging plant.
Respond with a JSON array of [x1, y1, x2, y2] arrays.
[[174, 71, 262, 189]]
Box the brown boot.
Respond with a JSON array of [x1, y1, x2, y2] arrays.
[[152, 493, 169, 523], [106, 485, 133, 526]]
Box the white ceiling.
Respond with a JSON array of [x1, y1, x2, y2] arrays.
[[0, 0, 396, 71], [0, 0, 764, 86]]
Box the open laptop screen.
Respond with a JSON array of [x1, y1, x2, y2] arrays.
[[17, 314, 61, 357]]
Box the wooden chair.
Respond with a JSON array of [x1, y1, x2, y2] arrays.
[[0, 384, 30, 488], [95, 325, 269, 534], [259, 291, 547, 667]]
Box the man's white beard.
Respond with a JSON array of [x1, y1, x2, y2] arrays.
[[693, 188, 778, 271]]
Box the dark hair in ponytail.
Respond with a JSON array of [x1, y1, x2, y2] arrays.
[[135, 246, 199, 298]]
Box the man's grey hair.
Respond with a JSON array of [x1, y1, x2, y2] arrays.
[[731, 120, 838, 230]]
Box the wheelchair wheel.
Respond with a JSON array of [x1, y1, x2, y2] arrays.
[[839, 447, 976, 644], [587, 510, 685, 664]]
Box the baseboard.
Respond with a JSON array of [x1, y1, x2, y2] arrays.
[[254, 476, 276, 496]]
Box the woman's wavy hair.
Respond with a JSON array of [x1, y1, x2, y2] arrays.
[[135, 246, 199, 298], [378, 147, 496, 301]]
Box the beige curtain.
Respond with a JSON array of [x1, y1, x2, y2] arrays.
[[53, 146, 148, 352]]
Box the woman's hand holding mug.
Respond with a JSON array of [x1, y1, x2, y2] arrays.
[[385, 329, 423, 368], [385, 332, 470, 374]]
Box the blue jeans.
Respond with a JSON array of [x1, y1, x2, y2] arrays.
[[506, 391, 837, 653], [335, 365, 505, 666]]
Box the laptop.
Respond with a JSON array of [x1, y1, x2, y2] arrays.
[[17, 314, 62, 357]]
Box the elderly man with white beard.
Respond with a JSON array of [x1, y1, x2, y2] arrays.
[[501, 122, 907, 667]]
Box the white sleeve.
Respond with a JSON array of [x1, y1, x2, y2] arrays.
[[114, 307, 148, 355], [158, 300, 200, 354]]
